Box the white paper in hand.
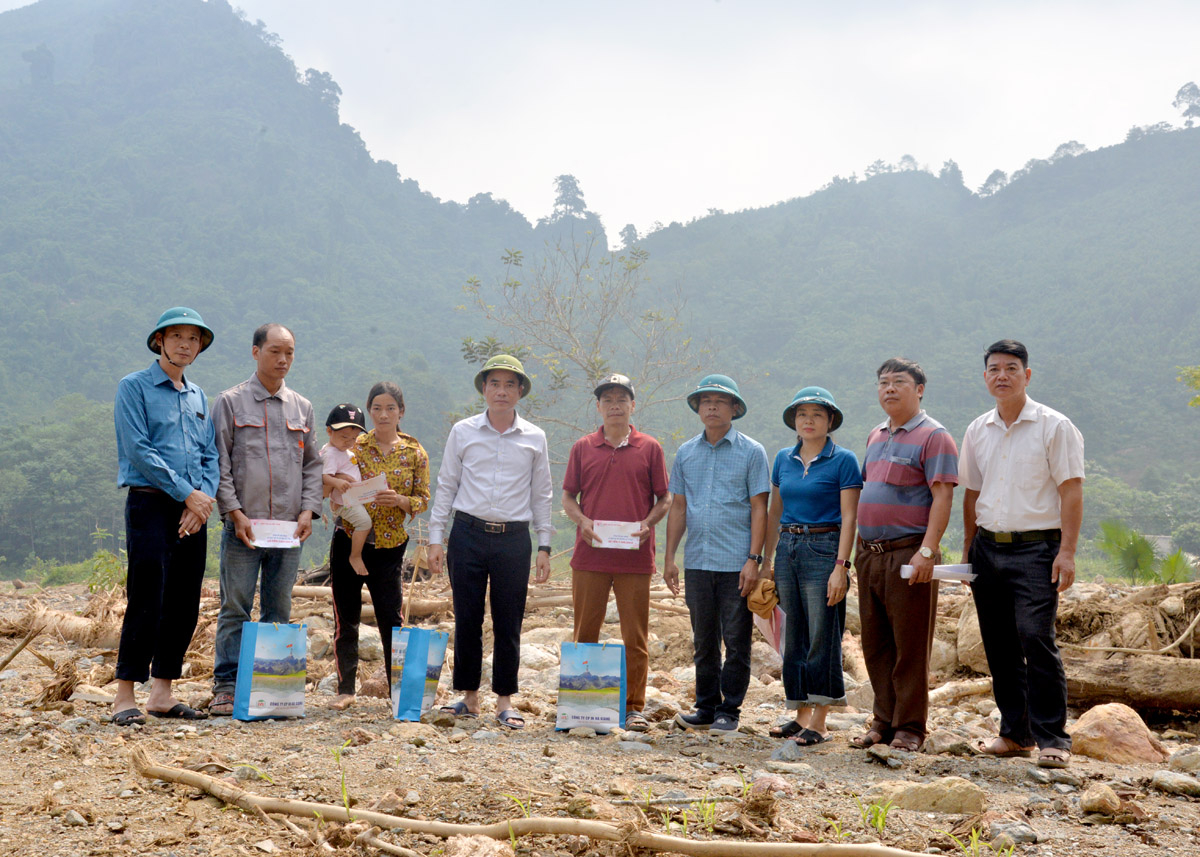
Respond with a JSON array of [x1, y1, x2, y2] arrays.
[[249, 519, 301, 549], [591, 520, 640, 550], [340, 473, 388, 506], [899, 563, 976, 583]]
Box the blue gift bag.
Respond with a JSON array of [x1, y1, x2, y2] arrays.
[[556, 641, 626, 733], [391, 626, 450, 721], [232, 621, 307, 721]]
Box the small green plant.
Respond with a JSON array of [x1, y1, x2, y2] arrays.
[[692, 795, 717, 834], [854, 796, 894, 836], [679, 808, 690, 837], [506, 821, 517, 850], [501, 793, 530, 818], [329, 739, 354, 819], [659, 809, 672, 830], [939, 826, 1015, 857], [642, 785, 655, 810], [734, 767, 751, 797], [87, 528, 127, 591], [822, 817, 849, 842]]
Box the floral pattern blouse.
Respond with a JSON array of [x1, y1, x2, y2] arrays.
[[343, 429, 430, 549]]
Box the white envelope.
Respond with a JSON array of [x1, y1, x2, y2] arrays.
[[591, 520, 640, 550], [899, 563, 976, 583], [340, 473, 388, 506], [249, 519, 301, 549]]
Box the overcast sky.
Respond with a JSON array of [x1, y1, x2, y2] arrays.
[[5, 0, 1197, 232]]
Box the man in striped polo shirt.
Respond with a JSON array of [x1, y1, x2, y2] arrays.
[[852, 357, 958, 752]]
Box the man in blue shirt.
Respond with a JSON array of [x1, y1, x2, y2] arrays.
[[664, 374, 770, 732], [112, 307, 219, 725]]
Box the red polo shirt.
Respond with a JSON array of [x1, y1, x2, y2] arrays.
[[562, 426, 669, 574]]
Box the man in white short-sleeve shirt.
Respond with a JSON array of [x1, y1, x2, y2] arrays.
[[960, 339, 1084, 769]]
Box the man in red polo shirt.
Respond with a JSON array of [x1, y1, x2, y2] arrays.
[[562, 374, 671, 732]]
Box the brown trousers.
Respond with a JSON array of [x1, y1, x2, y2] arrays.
[[571, 569, 651, 712], [856, 544, 939, 739]]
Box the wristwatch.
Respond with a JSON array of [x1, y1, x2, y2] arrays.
[[835, 559, 852, 569], [918, 546, 934, 559], [538, 545, 552, 554], [747, 554, 763, 565]]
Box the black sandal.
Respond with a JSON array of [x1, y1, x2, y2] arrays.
[[769, 720, 805, 739]]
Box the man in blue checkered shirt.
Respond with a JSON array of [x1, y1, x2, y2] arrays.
[[664, 374, 770, 733]]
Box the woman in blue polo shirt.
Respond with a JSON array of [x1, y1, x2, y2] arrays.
[[762, 387, 862, 745]]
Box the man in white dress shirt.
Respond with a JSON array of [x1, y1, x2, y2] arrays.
[[427, 354, 554, 729], [960, 339, 1084, 768]]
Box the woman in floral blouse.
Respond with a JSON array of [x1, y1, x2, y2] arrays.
[[329, 381, 430, 709]]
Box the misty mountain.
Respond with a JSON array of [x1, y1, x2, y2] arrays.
[[0, 0, 1197, 567]]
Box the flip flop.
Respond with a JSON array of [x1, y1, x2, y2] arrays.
[[495, 709, 526, 730], [439, 699, 478, 718], [790, 728, 831, 746], [111, 708, 146, 726], [850, 728, 888, 749], [1037, 748, 1071, 769], [972, 736, 1035, 758], [209, 691, 235, 717], [148, 702, 209, 720], [769, 720, 805, 739]]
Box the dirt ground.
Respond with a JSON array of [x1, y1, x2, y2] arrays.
[[1, 580, 1199, 857]]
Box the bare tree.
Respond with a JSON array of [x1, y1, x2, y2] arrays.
[[460, 235, 713, 460]]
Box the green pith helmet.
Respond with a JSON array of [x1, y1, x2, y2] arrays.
[[473, 353, 532, 397], [783, 386, 844, 432], [686, 373, 747, 419], [147, 307, 214, 354]]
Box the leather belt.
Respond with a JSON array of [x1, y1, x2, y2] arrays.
[[780, 524, 840, 535], [858, 534, 925, 554], [129, 486, 166, 496], [454, 510, 529, 534], [977, 527, 1061, 544]]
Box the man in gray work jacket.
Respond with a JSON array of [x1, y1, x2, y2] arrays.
[[209, 323, 323, 716]]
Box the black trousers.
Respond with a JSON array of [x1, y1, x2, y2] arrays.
[[969, 536, 1071, 750], [684, 569, 753, 719], [446, 521, 531, 696], [116, 491, 207, 683], [330, 529, 406, 696]]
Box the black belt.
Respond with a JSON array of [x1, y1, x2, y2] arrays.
[[781, 524, 840, 535], [857, 534, 925, 554], [129, 486, 166, 496], [454, 510, 529, 534], [977, 527, 1061, 545]]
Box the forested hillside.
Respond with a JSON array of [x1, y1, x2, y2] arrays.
[[0, 0, 1197, 570]]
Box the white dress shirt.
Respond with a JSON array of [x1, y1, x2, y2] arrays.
[[427, 410, 554, 545], [960, 396, 1084, 532]]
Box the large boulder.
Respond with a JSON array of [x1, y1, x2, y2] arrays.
[[751, 641, 783, 679], [955, 600, 990, 674], [863, 776, 986, 814], [1069, 703, 1169, 763], [358, 625, 384, 661]]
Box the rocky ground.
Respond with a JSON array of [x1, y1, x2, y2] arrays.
[[1, 579, 1199, 857]]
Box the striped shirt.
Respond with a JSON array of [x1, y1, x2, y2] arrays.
[[857, 411, 959, 541], [669, 428, 771, 572]]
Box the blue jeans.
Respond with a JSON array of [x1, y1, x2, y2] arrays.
[[773, 530, 846, 707], [684, 569, 752, 719], [213, 521, 303, 693]]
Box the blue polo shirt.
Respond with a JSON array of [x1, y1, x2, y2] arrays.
[[115, 361, 219, 501], [771, 438, 862, 526], [669, 427, 770, 572]]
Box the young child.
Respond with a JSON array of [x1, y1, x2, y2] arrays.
[[321, 403, 372, 577]]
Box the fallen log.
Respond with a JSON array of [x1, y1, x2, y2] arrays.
[[927, 678, 992, 708], [291, 586, 451, 620], [1065, 654, 1200, 712], [131, 748, 928, 857], [0, 603, 121, 649]]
